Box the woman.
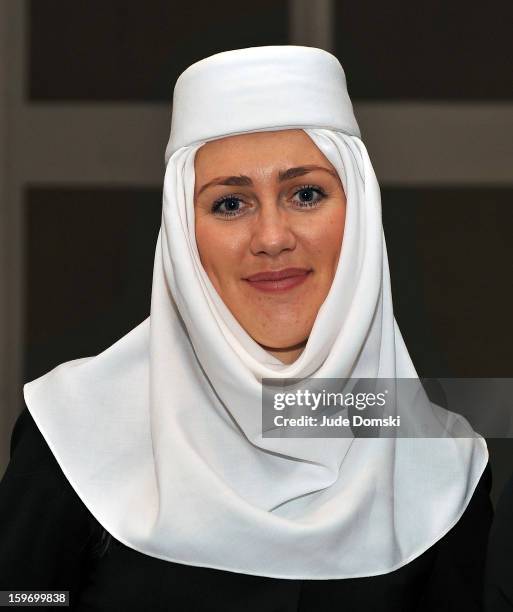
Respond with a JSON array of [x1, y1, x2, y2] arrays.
[[0, 45, 492, 610]]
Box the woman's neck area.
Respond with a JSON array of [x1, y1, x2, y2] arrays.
[[260, 340, 307, 365]]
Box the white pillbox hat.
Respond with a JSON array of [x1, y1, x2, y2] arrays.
[[164, 45, 361, 163]]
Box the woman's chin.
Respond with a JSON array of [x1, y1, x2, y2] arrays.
[[255, 336, 308, 352]]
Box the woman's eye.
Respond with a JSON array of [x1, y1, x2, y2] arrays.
[[292, 185, 327, 207], [210, 185, 326, 218], [211, 196, 245, 218]]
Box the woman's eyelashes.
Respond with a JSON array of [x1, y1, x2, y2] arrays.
[[210, 185, 328, 218], [291, 185, 328, 208]]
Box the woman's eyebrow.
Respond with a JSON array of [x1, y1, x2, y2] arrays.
[[197, 165, 338, 196]]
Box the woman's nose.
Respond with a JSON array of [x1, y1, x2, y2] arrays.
[[249, 200, 297, 257]]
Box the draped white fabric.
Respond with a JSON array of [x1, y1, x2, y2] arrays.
[[23, 127, 488, 579]]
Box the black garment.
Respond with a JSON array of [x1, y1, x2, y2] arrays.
[[485, 470, 513, 611], [0, 405, 493, 612]]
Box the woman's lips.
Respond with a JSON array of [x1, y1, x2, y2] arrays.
[[244, 270, 312, 293]]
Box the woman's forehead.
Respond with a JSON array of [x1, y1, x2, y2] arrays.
[[194, 129, 331, 176]]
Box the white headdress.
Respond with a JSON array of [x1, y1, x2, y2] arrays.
[[23, 46, 487, 579]]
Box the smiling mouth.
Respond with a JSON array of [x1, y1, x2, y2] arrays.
[[244, 270, 312, 293]]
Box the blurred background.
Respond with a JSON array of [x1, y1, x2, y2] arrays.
[[0, 0, 512, 502]]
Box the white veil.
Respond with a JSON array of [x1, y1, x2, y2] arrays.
[[23, 125, 488, 579]]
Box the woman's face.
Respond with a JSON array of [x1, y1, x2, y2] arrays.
[[194, 129, 346, 364]]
